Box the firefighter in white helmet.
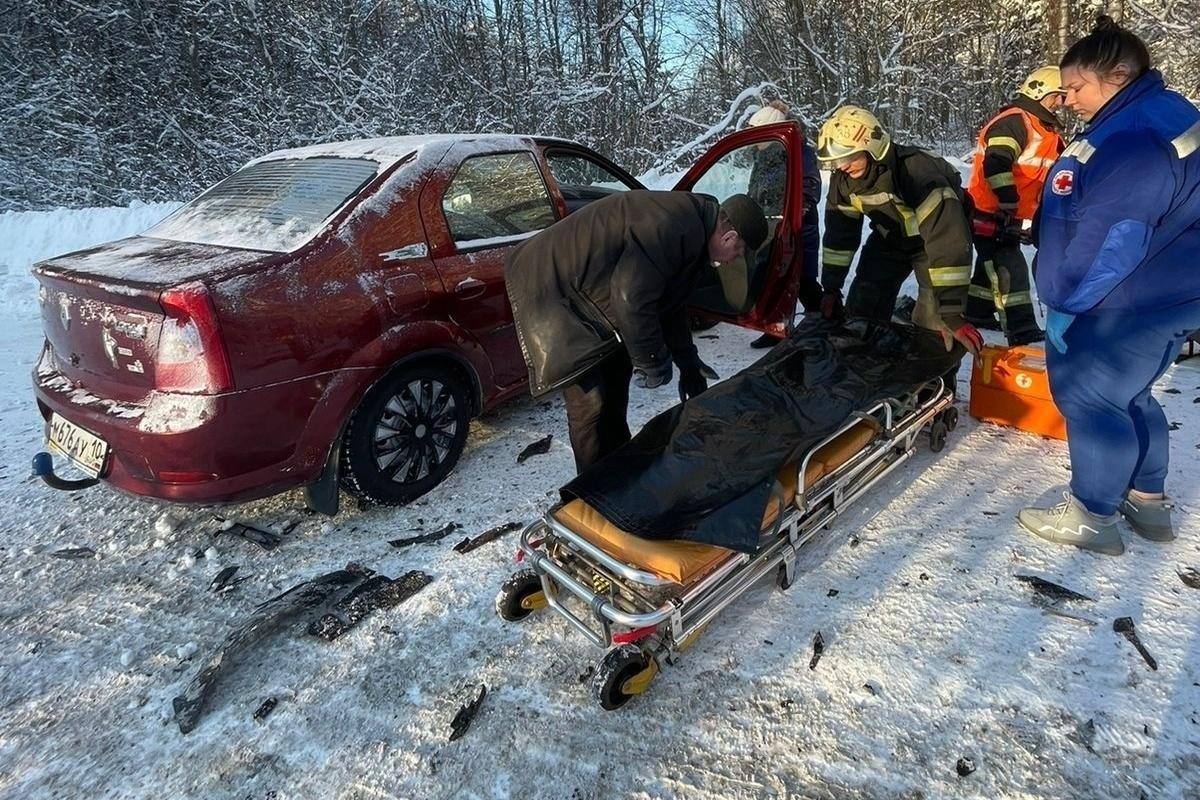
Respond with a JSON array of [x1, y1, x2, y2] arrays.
[[816, 105, 982, 355], [964, 66, 1067, 345]]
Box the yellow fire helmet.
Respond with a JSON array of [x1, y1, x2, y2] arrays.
[[816, 105, 891, 166], [1018, 66, 1065, 100]]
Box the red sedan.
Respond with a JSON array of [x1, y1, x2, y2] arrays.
[[32, 125, 810, 512]]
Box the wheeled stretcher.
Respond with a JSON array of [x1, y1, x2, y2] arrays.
[[496, 378, 959, 709]]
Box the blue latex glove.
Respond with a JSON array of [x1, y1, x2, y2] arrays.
[[1045, 310, 1075, 354]]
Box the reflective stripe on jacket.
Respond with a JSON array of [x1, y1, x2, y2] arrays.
[[967, 101, 1063, 221]]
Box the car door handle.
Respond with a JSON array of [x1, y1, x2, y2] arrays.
[[454, 277, 487, 298]]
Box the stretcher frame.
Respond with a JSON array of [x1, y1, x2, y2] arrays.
[[502, 378, 957, 707]]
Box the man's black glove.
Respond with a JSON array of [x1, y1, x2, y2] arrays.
[[674, 350, 719, 402], [820, 290, 844, 321], [633, 360, 673, 389]]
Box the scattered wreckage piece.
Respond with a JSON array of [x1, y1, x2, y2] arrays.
[[453, 522, 523, 554], [172, 564, 373, 734], [1014, 573, 1094, 603], [307, 570, 433, 641], [253, 697, 278, 724], [809, 632, 825, 671], [448, 684, 487, 742], [388, 522, 460, 549], [1015, 573, 1097, 625], [50, 546, 96, 560], [1178, 567, 1200, 589], [1113, 616, 1158, 671], [209, 565, 249, 594], [516, 435, 553, 464], [213, 516, 285, 551]]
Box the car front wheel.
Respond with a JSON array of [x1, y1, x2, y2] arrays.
[[340, 363, 471, 506]]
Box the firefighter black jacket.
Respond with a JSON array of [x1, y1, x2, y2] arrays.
[[505, 190, 718, 396], [821, 145, 973, 329]]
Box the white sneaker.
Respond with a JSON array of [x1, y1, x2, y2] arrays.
[[1018, 493, 1124, 556]]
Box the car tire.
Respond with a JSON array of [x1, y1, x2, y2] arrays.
[[339, 363, 472, 506]]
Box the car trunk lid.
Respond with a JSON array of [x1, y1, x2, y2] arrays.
[[34, 236, 273, 402]]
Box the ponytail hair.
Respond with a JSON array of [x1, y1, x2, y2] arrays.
[[1061, 14, 1151, 83]]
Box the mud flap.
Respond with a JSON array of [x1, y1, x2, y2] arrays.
[[304, 438, 341, 516]]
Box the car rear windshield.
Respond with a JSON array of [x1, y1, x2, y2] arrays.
[[146, 157, 380, 252]]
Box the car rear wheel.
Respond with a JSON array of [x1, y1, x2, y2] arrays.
[[340, 363, 472, 506]]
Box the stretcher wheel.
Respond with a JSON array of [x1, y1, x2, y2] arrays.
[[776, 562, 794, 590], [940, 406, 959, 432], [928, 420, 948, 453], [495, 568, 546, 622], [592, 645, 657, 710]]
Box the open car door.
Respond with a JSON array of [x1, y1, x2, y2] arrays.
[[674, 121, 807, 337]]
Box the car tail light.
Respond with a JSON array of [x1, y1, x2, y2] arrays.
[[156, 283, 234, 394]]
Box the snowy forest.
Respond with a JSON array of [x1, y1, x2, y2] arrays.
[[3, 0, 1199, 211]]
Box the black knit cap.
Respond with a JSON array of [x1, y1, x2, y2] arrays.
[[719, 193, 768, 252]]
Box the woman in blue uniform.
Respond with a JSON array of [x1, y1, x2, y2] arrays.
[[1019, 16, 1200, 555]]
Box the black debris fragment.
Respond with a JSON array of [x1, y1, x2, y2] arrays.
[[919, 572, 930, 581], [388, 523, 460, 549], [50, 547, 95, 560], [307, 570, 433, 641], [214, 517, 284, 551], [849, 535, 860, 548], [577, 666, 594, 684], [173, 563, 373, 734], [763, 639, 774, 646], [863, 682, 877, 696], [449, 684, 487, 742], [827, 589, 839, 597], [809, 632, 825, 671], [1169, 421, 1181, 431], [453, 522, 523, 554], [209, 565, 249, 594], [1113, 616, 1158, 671], [253, 697, 277, 723], [1178, 568, 1200, 589], [517, 435, 553, 464], [699, 334, 720, 340], [956, 757, 976, 777], [1015, 574, 1095, 603], [982, 511, 999, 517], [1161, 387, 1181, 394], [780, 697, 794, 708]]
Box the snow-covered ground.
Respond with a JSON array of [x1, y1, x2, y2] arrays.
[[1, 193, 1198, 800]]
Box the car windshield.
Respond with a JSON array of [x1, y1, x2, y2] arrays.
[[146, 157, 380, 252]]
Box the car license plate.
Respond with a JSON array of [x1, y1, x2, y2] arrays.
[[47, 414, 109, 478]]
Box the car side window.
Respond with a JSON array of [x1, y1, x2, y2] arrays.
[[692, 141, 787, 219], [689, 141, 789, 315], [442, 153, 556, 247], [545, 152, 634, 215]]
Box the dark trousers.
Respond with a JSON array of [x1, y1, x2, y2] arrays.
[[1048, 301, 1200, 516], [846, 234, 960, 394], [845, 234, 916, 320], [964, 238, 1038, 339], [562, 348, 633, 472]]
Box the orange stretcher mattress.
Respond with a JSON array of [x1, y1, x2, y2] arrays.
[[554, 420, 878, 584]]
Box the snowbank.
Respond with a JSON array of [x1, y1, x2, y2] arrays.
[[0, 200, 180, 317]]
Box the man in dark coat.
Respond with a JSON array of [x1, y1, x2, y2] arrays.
[[505, 190, 767, 471]]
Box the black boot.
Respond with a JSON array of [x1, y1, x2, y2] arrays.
[[1008, 328, 1045, 347], [750, 333, 783, 349]]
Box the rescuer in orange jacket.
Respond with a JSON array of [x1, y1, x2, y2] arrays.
[[964, 66, 1066, 345]]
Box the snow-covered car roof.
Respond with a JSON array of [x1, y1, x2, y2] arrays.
[[247, 133, 557, 168]]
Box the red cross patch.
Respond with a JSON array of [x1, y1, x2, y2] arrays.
[[1051, 169, 1074, 195]]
